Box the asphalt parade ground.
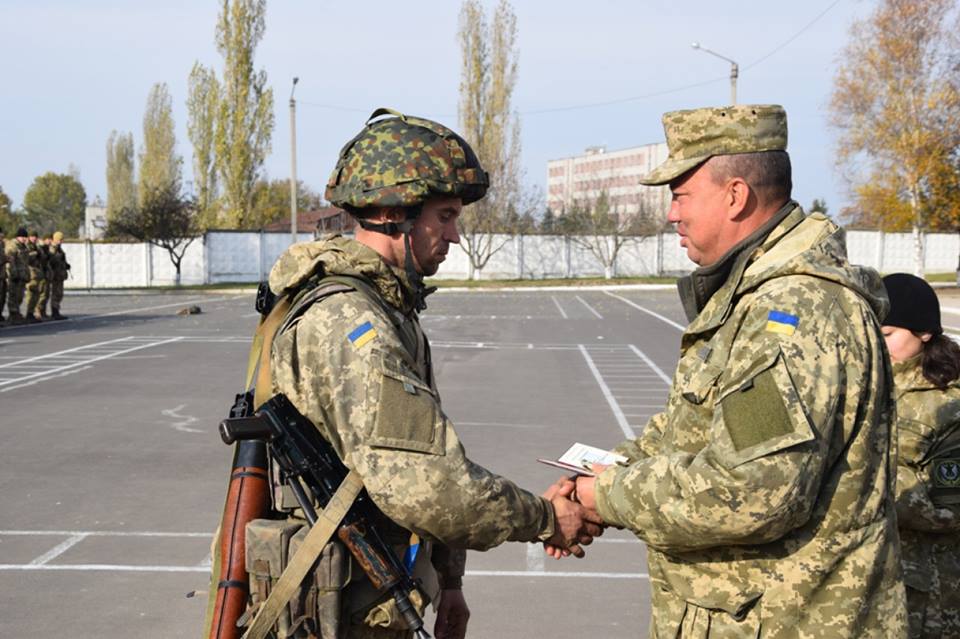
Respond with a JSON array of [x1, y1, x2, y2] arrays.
[[3, 285, 959, 638]]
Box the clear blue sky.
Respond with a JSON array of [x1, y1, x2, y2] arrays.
[[0, 0, 871, 218]]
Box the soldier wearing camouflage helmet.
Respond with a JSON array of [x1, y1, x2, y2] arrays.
[[567, 105, 906, 637], [205, 109, 601, 639]]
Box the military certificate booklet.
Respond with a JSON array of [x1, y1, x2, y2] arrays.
[[537, 442, 628, 477]]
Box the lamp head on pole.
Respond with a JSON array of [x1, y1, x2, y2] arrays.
[[290, 77, 299, 102], [691, 42, 701, 50]]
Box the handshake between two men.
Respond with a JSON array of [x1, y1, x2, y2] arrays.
[[540, 465, 609, 559]]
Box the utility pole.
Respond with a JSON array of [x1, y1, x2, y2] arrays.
[[691, 42, 738, 105], [289, 76, 299, 245]]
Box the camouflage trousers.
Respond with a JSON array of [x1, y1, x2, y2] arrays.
[[24, 277, 41, 317], [6, 278, 24, 317], [50, 279, 64, 313], [37, 278, 50, 316]]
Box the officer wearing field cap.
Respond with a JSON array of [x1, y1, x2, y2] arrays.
[[567, 105, 906, 637]]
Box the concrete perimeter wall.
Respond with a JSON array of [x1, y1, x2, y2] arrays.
[[61, 229, 960, 288]]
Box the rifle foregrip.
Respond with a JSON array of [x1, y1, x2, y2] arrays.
[[220, 416, 271, 444], [337, 522, 400, 591]]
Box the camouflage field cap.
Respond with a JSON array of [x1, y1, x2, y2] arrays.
[[639, 104, 788, 186], [326, 108, 490, 211]]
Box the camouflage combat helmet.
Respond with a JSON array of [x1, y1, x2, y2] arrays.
[[325, 108, 489, 214]]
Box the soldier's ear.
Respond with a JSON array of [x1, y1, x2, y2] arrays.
[[726, 177, 752, 220]]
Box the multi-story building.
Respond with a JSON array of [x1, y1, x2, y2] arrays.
[[546, 142, 670, 224]]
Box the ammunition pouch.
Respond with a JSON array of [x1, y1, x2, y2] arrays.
[[244, 518, 351, 639]]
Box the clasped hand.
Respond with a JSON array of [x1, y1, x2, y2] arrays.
[[540, 465, 606, 559]]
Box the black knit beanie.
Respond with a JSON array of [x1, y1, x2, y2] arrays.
[[882, 273, 941, 335]]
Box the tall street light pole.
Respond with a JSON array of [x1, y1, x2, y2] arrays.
[[691, 42, 738, 105], [289, 76, 299, 245]]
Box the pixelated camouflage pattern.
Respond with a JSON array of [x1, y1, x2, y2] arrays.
[[595, 206, 906, 637], [325, 109, 489, 211], [892, 357, 960, 638], [639, 104, 788, 186], [266, 234, 550, 631]]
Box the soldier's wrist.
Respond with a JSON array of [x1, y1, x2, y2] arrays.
[[439, 575, 463, 590], [535, 496, 556, 542]]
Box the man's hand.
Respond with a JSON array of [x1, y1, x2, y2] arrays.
[[434, 589, 470, 639], [541, 475, 604, 559], [575, 463, 607, 511]]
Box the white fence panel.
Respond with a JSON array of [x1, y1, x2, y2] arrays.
[[149, 241, 205, 286]]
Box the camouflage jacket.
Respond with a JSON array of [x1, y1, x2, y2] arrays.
[[26, 240, 43, 280], [893, 358, 960, 613], [267, 236, 552, 593], [47, 245, 70, 280], [595, 207, 906, 638], [4, 240, 28, 281]]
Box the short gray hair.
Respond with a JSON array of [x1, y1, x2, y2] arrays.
[[706, 150, 792, 205]]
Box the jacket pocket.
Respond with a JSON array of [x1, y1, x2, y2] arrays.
[[652, 587, 763, 638], [713, 347, 816, 469], [369, 351, 445, 456]]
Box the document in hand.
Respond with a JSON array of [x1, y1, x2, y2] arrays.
[[537, 442, 628, 477]]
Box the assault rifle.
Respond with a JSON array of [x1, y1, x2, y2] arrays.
[[220, 393, 431, 639]]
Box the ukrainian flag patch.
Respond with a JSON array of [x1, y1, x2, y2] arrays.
[[348, 321, 377, 348], [765, 310, 799, 336]]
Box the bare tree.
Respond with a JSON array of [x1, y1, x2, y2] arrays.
[[109, 182, 199, 286], [457, 0, 525, 279], [565, 190, 659, 279]]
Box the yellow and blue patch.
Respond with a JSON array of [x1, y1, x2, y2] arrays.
[[765, 310, 799, 336], [348, 321, 377, 348]]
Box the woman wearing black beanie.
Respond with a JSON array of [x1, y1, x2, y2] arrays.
[[883, 273, 960, 637]]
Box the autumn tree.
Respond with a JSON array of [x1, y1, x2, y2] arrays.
[[139, 83, 182, 208], [22, 171, 87, 236], [109, 182, 199, 285], [187, 62, 221, 228], [214, 0, 274, 228], [457, 0, 526, 279], [0, 186, 20, 233], [106, 130, 136, 220], [251, 178, 322, 228], [830, 0, 960, 274]]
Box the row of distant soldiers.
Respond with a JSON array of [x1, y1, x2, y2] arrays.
[[1, 227, 70, 326]]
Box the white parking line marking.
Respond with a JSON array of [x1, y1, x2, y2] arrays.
[[604, 291, 686, 331], [628, 345, 672, 385], [162, 404, 204, 434], [579, 345, 633, 439], [576, 296, 603, 319], [29, 534, 88, 565], [1, 366, 92, 393], [551, 296, 569, 319]]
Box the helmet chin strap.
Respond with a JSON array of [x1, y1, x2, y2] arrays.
[[357, 208, 434, 312]]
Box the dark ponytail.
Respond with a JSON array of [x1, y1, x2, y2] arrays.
[[922, 334, 960, 389]]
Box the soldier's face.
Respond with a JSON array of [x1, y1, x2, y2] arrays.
[[667, 164, 730, 266], [409, 196, 462, 276], [882, 326, 929, 363]]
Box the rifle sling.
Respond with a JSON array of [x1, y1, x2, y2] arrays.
[[241, 470, 364, 639]]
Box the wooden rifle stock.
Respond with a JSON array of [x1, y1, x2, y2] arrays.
[[208, 439, 270, 639]]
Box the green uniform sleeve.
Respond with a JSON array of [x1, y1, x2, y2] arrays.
[[271, 293, 551, 551], [895, 397, 960, 532], [595, 283, 860, 553]]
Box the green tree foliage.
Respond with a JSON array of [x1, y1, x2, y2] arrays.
[[139, 83, 182, 206], [187, 62, 221, 228], [251, 178, 322, 228], [457, 0, 530, 278], [106, 130, 136, 221], [0, 186, 21, 234], [214, 0, 274, 228], [108, 182, 199, 285], [830, 0, 960, 273], [22, 172, 87, 236]]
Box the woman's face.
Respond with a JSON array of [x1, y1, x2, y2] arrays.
[[882, 326, 931, 363]]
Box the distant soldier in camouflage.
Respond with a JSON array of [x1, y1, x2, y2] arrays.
[[35, 234, 53, 319], [46, 231, 70, 320], [567, 105, 906, 637], [882, 273, 960, 638], [4, 227, 29, 325], [24, 229, 44, 323], [205, 109, 602, 639]]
